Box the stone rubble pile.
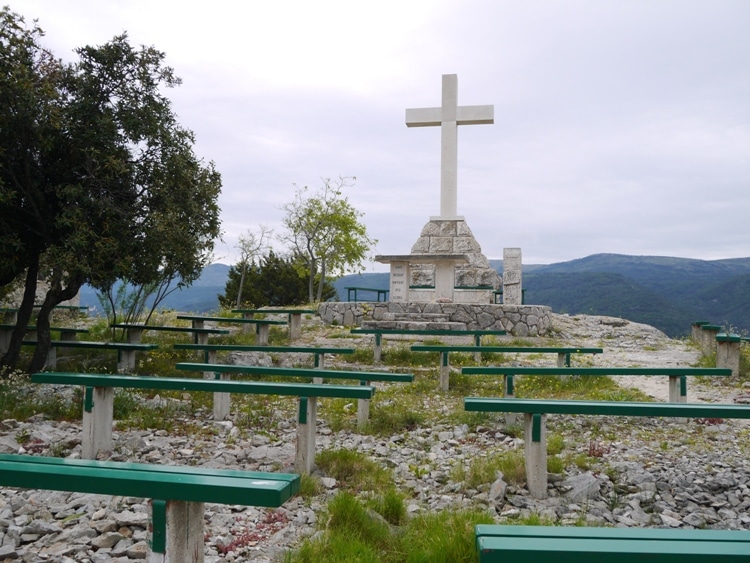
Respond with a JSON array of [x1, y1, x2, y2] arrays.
[[0, 313, 747, 561]]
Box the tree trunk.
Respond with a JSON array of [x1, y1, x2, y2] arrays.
[[236, 262, 247, 309], [316, 257, 327, 302], [0, 253, 40, 372], [29, 273, 83, 374], [308, 257, 317, 303]]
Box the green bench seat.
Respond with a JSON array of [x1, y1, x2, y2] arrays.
[[22, 340, 157, 372], [32, 372, 374, 473], [351, 328, 507, 362], [232, 308, 317, 340], [173, 343, 355, 369], [412, 345, 602, 391], [176, 314, 287, 344], [464, 397, 750, 499], [175, 362, 413, 426], [475, 524, 750, 562], [0, 453, 298, 560], [461, 366, 732, 403], [111, 323, 230, 345]]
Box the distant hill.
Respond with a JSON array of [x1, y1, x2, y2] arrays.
[[80, 255, 750, 337]]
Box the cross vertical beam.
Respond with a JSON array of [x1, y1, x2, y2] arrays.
[[406, 74, 494, 218]]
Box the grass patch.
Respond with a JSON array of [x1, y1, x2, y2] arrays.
[[316, 449, 393, 493], [460, 450, 525, 489], [286, 492, 493, 563], [515, 374, 653, 401]]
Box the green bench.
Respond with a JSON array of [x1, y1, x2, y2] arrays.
[[0, 324, 88, 355], [173, 343, 355, 369], [464, 397, 750, 498], [232, 308, 317, 340], [492, 288, 527, 304], [461, 366, 732, 403], [475, 524, 750, 562], [177, 314, 286, 344], [175, 362, 413, 427], [0, 453, 298, 560], [350, 328, 507, 362], [32, 371, 373, 472], [111, 323, 230, 345], [22, 340, 157, 372], [412, 345, 602, 391], [344, 286, 390, 302]]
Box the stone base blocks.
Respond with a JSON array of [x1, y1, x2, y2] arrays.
[[318, 301, 552, 336]]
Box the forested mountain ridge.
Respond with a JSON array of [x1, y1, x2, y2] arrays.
[[79, 254, 750, 338]]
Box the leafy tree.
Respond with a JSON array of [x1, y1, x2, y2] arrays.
[[0, 8, 221, 372], [219, 251, 335, 309], [280, 177, 376, 302]]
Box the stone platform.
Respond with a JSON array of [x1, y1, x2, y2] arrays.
[[317, 302, 552, 337]]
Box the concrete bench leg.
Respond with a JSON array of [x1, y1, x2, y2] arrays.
[[669, 375, 688, 423], [504, 375, 519, 426], [440, 352, 450, 392], [358, 380, 371, 429], [373, 335, 382, 363], [717, 339, 740, 377], [213, 372, 231, 421], [45, 347, 57, 370], [148, 499, 204, 563], [256, 325, 270, 345], [289, 314, 302, 340], [118, 350, 136, 373], [523, 412, 547, 499], [82, 386, 114, 459], [296, 396, 318, 473]]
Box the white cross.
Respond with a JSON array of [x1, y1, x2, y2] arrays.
[[406, 74, 494, 218]]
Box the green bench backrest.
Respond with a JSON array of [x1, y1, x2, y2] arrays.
[[464, 397, 750, 419], [0, 454, 297, 507], [31, 372, 375, 399], [175, 362, 413, 383], [462, 367, 731, 376]]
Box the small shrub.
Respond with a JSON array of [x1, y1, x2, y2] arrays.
[[547, 433, 565, 455], [366, 487, 407, 526], [465, 450, 525, 489]]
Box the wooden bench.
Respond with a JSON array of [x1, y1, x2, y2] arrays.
[[173, 343, 354, 369], [175, 362, 413, 427], [176, 314, 286, 344], [31, 371, 374, 472], [474, 524, 750, 562], [0, 453, 298, 560], [461, 366, 732, 403], [350, 328, 507, 362], [22, 340, 157, 372], [344, 286, 389, 302], [464, 397, 750, 498], [111, 323, 230, 345], [232, 308, 317, 340], [412, 346, 603, 391]]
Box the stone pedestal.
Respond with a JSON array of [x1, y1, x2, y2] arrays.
[[503, 248, 523, 305]]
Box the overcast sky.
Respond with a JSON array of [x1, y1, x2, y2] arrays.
[[20, 0, 750, 271]]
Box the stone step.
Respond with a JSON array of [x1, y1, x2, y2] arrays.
[[360, 320, 468, 331], [381, 312, 451, 322]]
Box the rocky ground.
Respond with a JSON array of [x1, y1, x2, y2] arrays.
[[0, 313, 748, 562]]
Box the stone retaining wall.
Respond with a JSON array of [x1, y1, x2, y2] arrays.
[[317, 302, 553, 336]]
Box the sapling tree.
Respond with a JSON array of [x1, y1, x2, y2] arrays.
[[280, 177, 376, 302]]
